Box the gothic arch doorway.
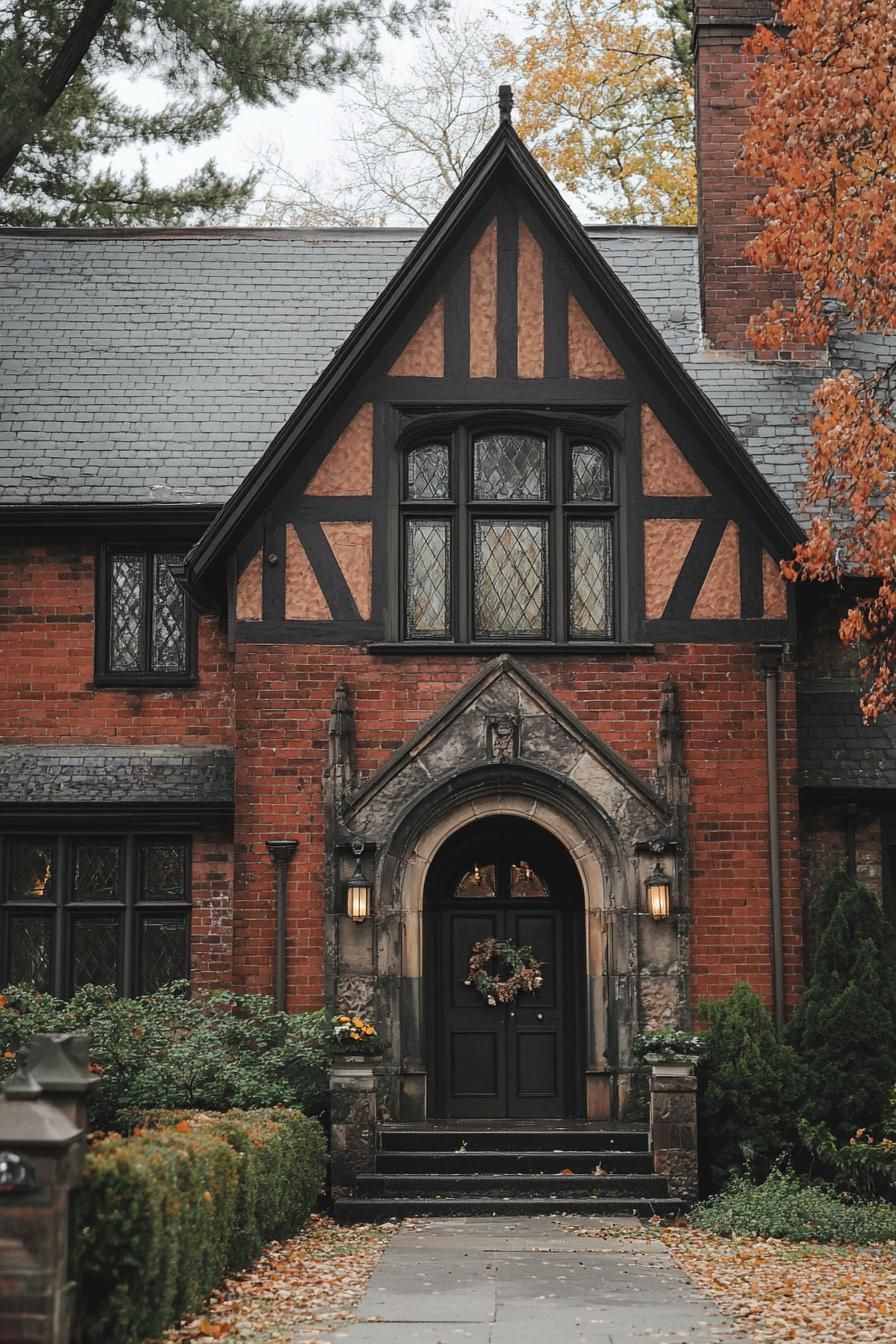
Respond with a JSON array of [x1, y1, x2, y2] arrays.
[[424, 816, 586, 1119]]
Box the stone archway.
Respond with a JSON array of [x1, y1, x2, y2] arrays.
[[329, 657, 689, 1121]]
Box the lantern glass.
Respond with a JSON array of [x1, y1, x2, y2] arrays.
[[346, 859, 371, 922], [645, 863, 671, 921]]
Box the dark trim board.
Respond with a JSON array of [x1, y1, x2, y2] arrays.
[[0, 803, 234, 829], [643, 617, 793, 642], [1, 505, 221, 535], [235, 619, 377, 644], [365, 642, 657, 657]]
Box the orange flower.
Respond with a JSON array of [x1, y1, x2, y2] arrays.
[[0, 995, 8, 1009], [2, 1049, 15, 1060]]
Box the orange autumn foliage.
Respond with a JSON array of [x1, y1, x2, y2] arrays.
[[743, 0, 896, 720]]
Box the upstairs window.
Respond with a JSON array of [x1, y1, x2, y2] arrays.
[[97, 547, 194, 683], [401, 424, 616, 644]]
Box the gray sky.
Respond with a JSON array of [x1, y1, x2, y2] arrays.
[[107, 1, 522, 216]]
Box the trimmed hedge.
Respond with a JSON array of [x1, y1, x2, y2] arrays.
[[73, 1108, 326, 1344]]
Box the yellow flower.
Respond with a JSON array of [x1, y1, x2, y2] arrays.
[[337, 1015, 350, 1024]]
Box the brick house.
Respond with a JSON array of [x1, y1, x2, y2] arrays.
[[1, 1, 892, 1129]]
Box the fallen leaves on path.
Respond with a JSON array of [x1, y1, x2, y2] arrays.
[[156, 1214, 396, 1344], [664, 1228, 896, 1344]]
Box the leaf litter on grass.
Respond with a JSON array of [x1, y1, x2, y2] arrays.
[[155, 1214, 397, 1344], [664, 1228, 896, 1344]]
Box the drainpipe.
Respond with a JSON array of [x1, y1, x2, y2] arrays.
[[267, 841, 298, 1011], [759, 645, 785, 1030], [845, 802, 857, 877]]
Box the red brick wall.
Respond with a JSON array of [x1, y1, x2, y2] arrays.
[[0, 539, 234, 742], [191, 827, 236, 991], [693, 1, 802, 353], [233, 643, 803, 1015]]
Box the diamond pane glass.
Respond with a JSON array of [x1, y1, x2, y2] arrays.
[[405, 519, 451, 638], [71, 916, 119, 990], [407, 445, 450, 500], [140, 842, 188, 902], [474, 520, 547, 637], [109, 553, 145, 671], [8, 915, 52, 990], [8, 843, 54, 901], [139, 915, 187, 993], [569, 520, 614, 639], [473, 433, 547, 500], [151, 553, 187, 673], [571, 442, 612, 501], [73, 845, 121, 902], [510, 861, 549, 899], [455, 864, 496, 898]]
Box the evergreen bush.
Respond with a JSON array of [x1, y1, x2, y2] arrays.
[[0, 982, 331, 1129], [698, 982, 807, 1192], [786, 864, 896, 1141], [73, 1108, 326, 1344]]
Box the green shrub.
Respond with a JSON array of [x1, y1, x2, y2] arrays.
[[72, 1108, 326, 1344], [691, 1170, 896, 1243], [698, 983, 807, 1192], [798, 1118, 896, 1202], [787, 864, 896, 1141], [0, 982, 331, 1129]]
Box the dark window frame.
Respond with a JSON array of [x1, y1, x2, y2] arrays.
[[95, 544, 197, 687], [398, 416, 620, 645], [0, 832, 191, 997]]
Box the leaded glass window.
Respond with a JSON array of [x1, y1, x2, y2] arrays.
[[407, 444, 450, 500], [400, 424, 617, 644], [569, 520, 614, 639], [474, 520, 547, 638], [102, 547, 192, 681], [406, 520, 451, 639], [1, 834, 190, 997]]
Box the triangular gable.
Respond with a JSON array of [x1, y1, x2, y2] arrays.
[[184, 120, 803, 607], [345, 654, 667, 824]]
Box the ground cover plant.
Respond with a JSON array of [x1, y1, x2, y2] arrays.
[[73, 1107, 326, 1344], [690, 1170, 896, 1244], [0, 981, 331, 1129]]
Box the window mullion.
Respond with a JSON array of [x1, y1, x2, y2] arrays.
[[551, 430, 564, 642], [54, 839, 67, 997], [457, 429, 470, 642], [122, 834, 136, 996], [142, 551, 153, 675]]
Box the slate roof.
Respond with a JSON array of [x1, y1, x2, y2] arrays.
[[0, 225, 826, 517], [797, 691, 896, 791], [0, 746, 233, 806]]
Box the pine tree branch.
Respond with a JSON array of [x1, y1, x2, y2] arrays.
[[0, 0, 118, 180]]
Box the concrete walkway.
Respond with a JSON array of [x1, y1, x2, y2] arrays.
[[299, 1216, 750, 1344]]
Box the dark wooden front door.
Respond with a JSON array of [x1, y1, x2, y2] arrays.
[[425, 818, 584, 1119]]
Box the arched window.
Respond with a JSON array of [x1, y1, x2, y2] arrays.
[[401, 423, 616, 643]]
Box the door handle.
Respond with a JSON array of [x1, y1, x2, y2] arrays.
[[537, 1013, 543, 1021]]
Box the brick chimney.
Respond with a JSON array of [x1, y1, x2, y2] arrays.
[[693, 1, 793, 352]]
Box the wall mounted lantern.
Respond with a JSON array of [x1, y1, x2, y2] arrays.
[[346, 837, 371, 923], [645, 862, 672, 921]]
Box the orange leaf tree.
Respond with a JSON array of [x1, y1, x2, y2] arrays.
[[743, 0, 896, 719]]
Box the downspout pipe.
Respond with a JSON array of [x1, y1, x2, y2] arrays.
[[759, 645, 785, 1030], [267, 841, 298, 1012]]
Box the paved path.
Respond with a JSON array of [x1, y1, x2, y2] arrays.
[[297, 1216, 750, 1344]]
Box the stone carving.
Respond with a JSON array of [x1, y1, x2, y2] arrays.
[[336, 974, 375, 1019], [487, 712, 520, 762]]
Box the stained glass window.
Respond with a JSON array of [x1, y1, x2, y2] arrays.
[[73, 844, 121, 901], [569, 520, 614, 639], [406, 519, 451, 638], [407, 444, 450, 499], [455, 864, 496, 898], [8, 915, 52, 990], [2, 834, 192, 998], [71, 917, 119, 990], [571, 443, 612, 501], [140, 841, 189, 901], [400, 425, 618, 644], [9, 843, 53, 900], [105, 548, 190, 679], [474, 520, 547, 637], [139, 915, 188, 992], [510, 861, 549, 899], [473, 433, 547, 500]]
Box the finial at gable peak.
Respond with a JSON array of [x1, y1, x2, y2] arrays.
[[498, 84, 514, 126]]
